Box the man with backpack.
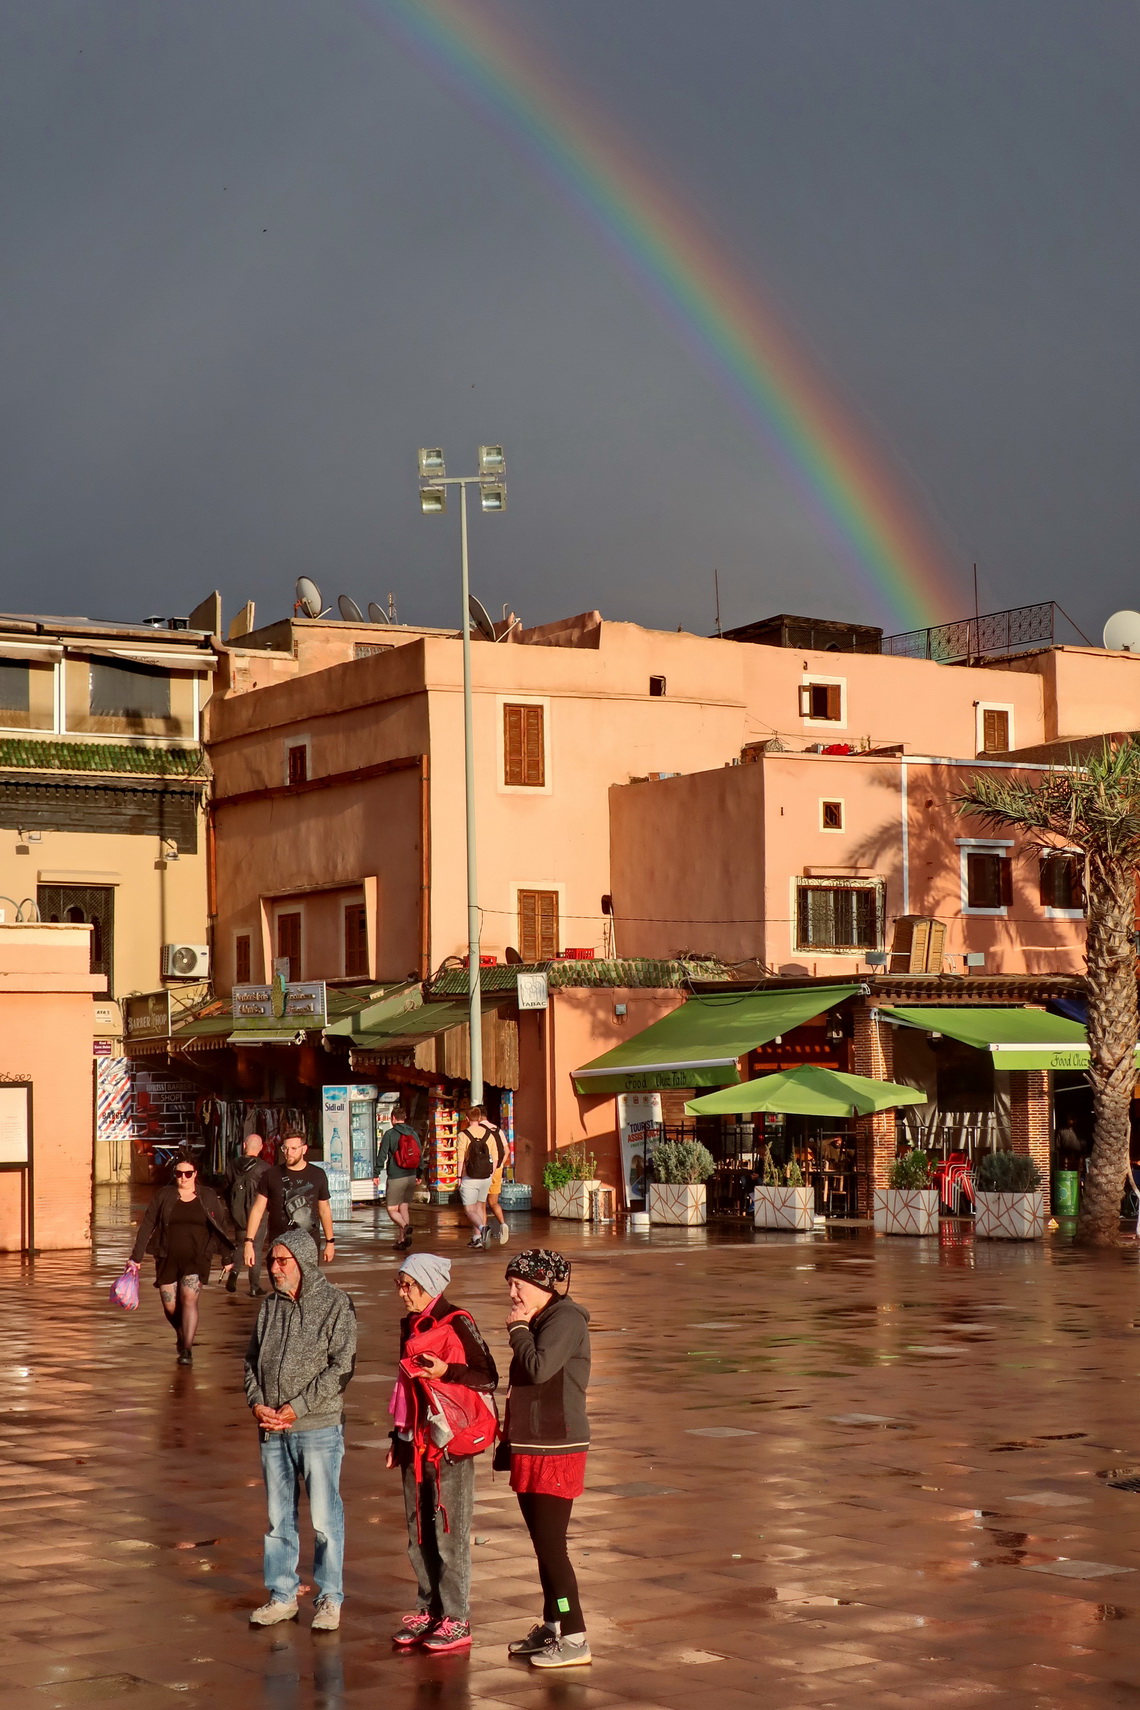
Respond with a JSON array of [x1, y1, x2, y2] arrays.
[[223, 1132, 270, 1295], [386, 1253, 498, 1652], [375, 1104, 422, 1252], [456, 1105, 509, 1249]]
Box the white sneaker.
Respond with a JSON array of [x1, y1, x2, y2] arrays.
[[312, 1596, 341, 1631], [497, 1223, 510, 1245], [250, 1598, 299, 1626]]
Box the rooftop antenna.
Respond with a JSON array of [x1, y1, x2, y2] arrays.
[[1103, 611, 1140, 653], [367, 601, 391, 625], [468, 594, 497, 642], [388, 591, 397, 624], [295, 577, 327, 619], [338, 595, 365, 622], [972, 562, 980, 662], [714, 568, 722, 637]]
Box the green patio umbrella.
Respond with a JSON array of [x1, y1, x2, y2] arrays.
[[684, 1065, 929, 1118]]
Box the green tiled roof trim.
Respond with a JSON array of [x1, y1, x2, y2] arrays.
[[430, 958, 731, 994], [0, 739, 205, 777]]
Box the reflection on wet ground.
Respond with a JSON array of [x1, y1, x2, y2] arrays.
[[2, 1191, 1140, 1706]]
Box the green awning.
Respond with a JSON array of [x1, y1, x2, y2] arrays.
[[880, 1005, 1137, 1072], [685, 1065, 929, 1118], [339, 998, 500, 1050], [573, 985, 861, 1095]]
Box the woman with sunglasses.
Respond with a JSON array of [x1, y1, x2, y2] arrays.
[[129, 1154, 238, 1364]]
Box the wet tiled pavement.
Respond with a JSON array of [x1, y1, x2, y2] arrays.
[[4, 1196, 1140, 1708]]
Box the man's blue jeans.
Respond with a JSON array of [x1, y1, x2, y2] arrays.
[[260, 1424, 346, 1606]]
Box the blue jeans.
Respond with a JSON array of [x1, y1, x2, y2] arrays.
[[260, 1424, 346, 1606]]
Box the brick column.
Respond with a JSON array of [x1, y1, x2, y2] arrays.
[[852, 1005, 896, 1219], [1009, 1070, 1052, 1208]]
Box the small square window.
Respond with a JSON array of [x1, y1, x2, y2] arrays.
[[966, 851, 1012, 909], [800, 682, 843, 720], [981, 708, 1010, 754], [287, 744, 308, 785], [821, 800, 844, 831], [649, 675, 667, 697]]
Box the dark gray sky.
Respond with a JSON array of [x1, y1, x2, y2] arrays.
[[1, 1, 1137, 640]]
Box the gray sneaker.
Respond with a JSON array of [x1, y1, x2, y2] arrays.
[[250, 1598, 299, 1626], [530, 1633, 591, 1668], [312, 1596, 341, 1632], [508, 1622, 557, 1658]]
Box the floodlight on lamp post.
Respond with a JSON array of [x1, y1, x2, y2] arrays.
[[417, 445, 509, 1105]]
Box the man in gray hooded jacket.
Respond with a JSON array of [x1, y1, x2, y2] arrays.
[[244, 1227, 357, 1631]]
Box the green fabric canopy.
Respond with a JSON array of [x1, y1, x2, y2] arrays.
[[685, 1065, 929, 1118], [880, 1005, 1139, 1071], [572, 985, 861, 1095]]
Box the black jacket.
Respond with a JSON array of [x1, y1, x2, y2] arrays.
[[505, 1293, 591, 1456], [130, 1184, 236, 1281], [391, 1294, 498, 1467], [224, 1155, 270, 1231]]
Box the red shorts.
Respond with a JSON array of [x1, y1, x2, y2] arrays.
[[509, 1452, 587, 1498]]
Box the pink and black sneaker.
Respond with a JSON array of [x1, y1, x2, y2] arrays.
[[422, 1617, 472, 1653], [392, 1611, 435, 1648]]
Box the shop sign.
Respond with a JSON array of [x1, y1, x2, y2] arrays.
[[233, 977, 327, 1029], [93, 1000, 122, 1038], [92, 1039, 114, 1058], [618, 1091, 661, 1206], [516, 971, 549, 1010], [123, 991, 172, 1041]]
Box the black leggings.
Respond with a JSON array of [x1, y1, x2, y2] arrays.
[[516, 1493, 583, 1632]]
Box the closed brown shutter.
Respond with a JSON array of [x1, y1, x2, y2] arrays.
[[235, 934, 252, 984], [518, 890, 559, 961], [982, 709, 1009, 753], [344, 904, 368, 977], [504, 704, 545, 786], [276, 912, 302, 980]]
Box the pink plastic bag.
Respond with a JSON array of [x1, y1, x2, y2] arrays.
[[110, 1261, 140, 1312]]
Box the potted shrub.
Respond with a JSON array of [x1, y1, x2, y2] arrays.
[[874, 1148, 939, 1236], [974, 1149, 1046, 1239], [649, 1139, 715, 1226], [753, 1145, 814, 1232], [544, 1146, 599, 1220]]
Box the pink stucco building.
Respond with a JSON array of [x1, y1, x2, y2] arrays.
[[207, 610, 1131, 989]]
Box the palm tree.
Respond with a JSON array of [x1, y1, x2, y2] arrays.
[[958, 740, 1140, 1246]]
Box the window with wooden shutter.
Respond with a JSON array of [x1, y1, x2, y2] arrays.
[[504, 704, 545, 786], [518, 890, 559, 961], [235, 934, 252, 984], [287, 744, 308, 784], [276, 912, 302, 980], [966, 852, 1011, 909], [1040, 854, 1084, 911], [799, 682, 843, 721], [343, 904, 368, 976], [981, 709, 1010, 754]]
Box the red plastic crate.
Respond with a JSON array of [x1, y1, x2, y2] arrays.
[[461, 955, 499, 967]]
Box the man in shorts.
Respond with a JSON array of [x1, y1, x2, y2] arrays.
[[456, 1106, 509, 1250], [376, 1105, 422, 1252]]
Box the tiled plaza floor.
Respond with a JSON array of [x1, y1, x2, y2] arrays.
[[3, 1194, 1140, 1708]]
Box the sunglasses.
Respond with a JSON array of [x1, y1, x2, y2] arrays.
[[268, 1254, 293, 1268], [174, 1169, 196, 1178]]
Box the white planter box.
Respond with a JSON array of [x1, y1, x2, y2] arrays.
[[874, 1187, 939, 1236], [649, 1183, 707, 1226], [548, 1180, 600, 1220], [753, 1185, 815, 1231], [975, 1190, 1046, 1240]]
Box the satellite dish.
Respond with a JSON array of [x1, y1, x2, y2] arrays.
[[468, 594, 497, 641], [1103, 611, 1140, 653], [504, 945, 523, 965], [295, 576, 323, 619], [367, 601, 391, 625], [338, 595, 364, 622]]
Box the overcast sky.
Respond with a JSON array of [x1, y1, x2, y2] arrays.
[[1, 1, 1136, 642]]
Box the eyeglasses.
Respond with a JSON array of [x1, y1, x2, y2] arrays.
[[268, 1254, 293, 1268], [174, 1169, 196, 1178]]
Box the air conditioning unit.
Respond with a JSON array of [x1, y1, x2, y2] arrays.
[[162, 943, 210, 979]]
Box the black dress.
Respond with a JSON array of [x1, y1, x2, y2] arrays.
[[155, 1196, 212, 1286]]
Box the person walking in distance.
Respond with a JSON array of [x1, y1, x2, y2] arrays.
[[128, 1154, 236, 1365], [499, 1249, 592, 1668], [224, 1132, 270, 1295], [244, 1229, 358, 1631], [387, 1253, 498, 1652], [244, 1131, 335, 1281], [375, 1105, 422, 1252], [456, 1105, 508, 1249]]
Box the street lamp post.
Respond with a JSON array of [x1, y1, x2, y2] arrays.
[[418, 446, 507, 1106]]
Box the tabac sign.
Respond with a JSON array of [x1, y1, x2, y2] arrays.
[[232, 975, 327, 1032]]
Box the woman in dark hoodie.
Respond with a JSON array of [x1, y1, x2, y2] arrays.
[[129, 1154, 236, 1364], [500, 1248, 592, 1669]]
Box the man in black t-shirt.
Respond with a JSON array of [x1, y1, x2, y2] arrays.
[[244, 1133, 335, 1272]]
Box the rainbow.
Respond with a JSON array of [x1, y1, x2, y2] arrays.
[[373, 0, 962, 630]]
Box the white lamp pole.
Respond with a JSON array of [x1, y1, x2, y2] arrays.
[[418, 447, 507, 1107]]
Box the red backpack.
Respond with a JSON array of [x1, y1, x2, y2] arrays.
[[391, 1124, 422, 1172], [401, 1311, 498, 1463]]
